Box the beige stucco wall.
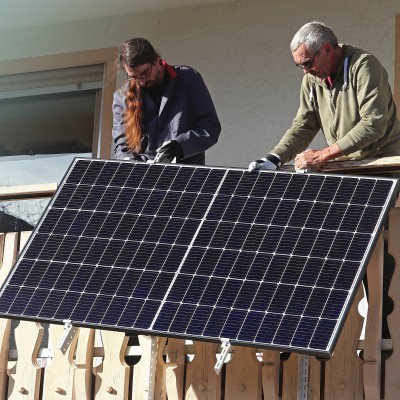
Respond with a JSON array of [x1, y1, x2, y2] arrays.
[[1, 0, 399, 168]]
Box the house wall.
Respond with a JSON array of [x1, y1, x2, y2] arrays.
[[1, 0, 399, 168]]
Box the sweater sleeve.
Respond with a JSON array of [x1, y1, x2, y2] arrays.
[[270, 76, 320, 164]]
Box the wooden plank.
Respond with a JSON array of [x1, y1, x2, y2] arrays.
[[165, 338, 185, 400], [73, 328, 95, 400], [0, 232, 18, 286], [154, 337, 168, 400], [0, 183, 57, 201], [0, 318, 11, 399], [308, 356, 321, 400], [131, 335, 159, 399], [324, 285, 364, 400], [363, 233, 384, 400], [385, 206, 400, 399], [41, 324, 79, 399], [281, 353, 298, 400], [0, 232, 20, 398], [280, 156, 400, 174], [8, 321, 43, 400], [225, 346, 262, 399], [93, 330, 129, 400], [185, 341, 221, 400], [261, 350, 280, 400]]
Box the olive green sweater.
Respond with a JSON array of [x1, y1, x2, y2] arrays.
[[271, 45, 400, 164]]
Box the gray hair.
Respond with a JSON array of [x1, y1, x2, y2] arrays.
[[290, 21, 338, 53]]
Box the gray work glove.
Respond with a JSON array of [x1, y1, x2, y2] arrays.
[[154, 140, 183, 163]]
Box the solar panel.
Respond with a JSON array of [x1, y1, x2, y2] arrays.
[[0, 158, 397, 357]]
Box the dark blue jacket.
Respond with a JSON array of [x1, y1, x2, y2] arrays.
[[112, 65, 221, 165]]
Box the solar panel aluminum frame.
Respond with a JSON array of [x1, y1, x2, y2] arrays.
[[0, 157, 398, 358]]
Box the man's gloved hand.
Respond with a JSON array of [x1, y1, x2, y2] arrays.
[[248, 154, 281, 172], [154, 140, 184, 163]]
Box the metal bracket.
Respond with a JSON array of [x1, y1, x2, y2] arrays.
[[147, 336, 158, 400], [214, 339, 231, 375], [297, 354, 309, 399], [56, 320, 78, 354]]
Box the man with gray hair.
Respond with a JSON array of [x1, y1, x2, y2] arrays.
[[249, 21, 400, 172]]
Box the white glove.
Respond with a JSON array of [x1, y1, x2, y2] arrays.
[[248, 157, 278, 172]]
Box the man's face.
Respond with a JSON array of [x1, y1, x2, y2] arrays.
[[293, 43, 331, 80], [125, 57, 165, 88]]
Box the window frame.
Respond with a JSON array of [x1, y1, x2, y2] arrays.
[[0, 47, 117, 158]]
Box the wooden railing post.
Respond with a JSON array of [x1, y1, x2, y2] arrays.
[[363, 232, 384, 400], [385, 201, 400, 399]]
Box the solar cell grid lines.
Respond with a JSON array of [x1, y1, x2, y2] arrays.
[[0, 158, 398, 357]]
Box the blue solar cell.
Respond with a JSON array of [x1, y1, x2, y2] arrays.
[[233, 281, 260, 309], [139, 164, 164, 189], [250, 173, 275, 197], [230, 251, 255, 280], [102, 296, 133, 325], [183, 275, 210, 304], [185, 168, 210, 193], [99, 240, 124, 266], [216, 279, 242, 307], [203, 307, 230, 337], [64, 160, 89, 184], [254, 198, 280, 225], [134, 300, 160, 329], [196, 248, 223, 276], [226, 223, 250, 249], [213, 250, 239, 277], [234, 172, 258, 197], [290, 317, 317, 348], [283, 174, 308, 199], [86, 295, 113, 324], [169, 168, 194, 191], [153, 302, 179, 331], [369, 180, 394, 206], [166, 274, 192, 302], [155, 166, 178, 190], [100, 268, 127, 296], [334, 261, 360, 290], [238, 311, 265, 342], [218, 170, 242, 195], [286, 285, 312, 314], [268, 284, 294, 313], [200, 277, 225, 306], [148, 272, 174, 300], [24, 288, 49, 316], [268, 173, 291, 198], [255, 313, 282, 343], [258, 225, 284, 253], [275, 227, 302, 254], [281, 256, 307, 284], [123, 163, 147, 188], [185, 305, 213, 335], [299, 175, 325, 201], [169, 303, 196, 333], [200, 168, 225, 193], [222, 196, 247, 222], [316, 176, 341, 202], [118, 298, 145, 327], [274, 314, 301, 346], [221, 309, 247, 338], [265, 255, 290, 283]]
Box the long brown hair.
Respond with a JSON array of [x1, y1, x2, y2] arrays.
[[117, 38, 159, 153]]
